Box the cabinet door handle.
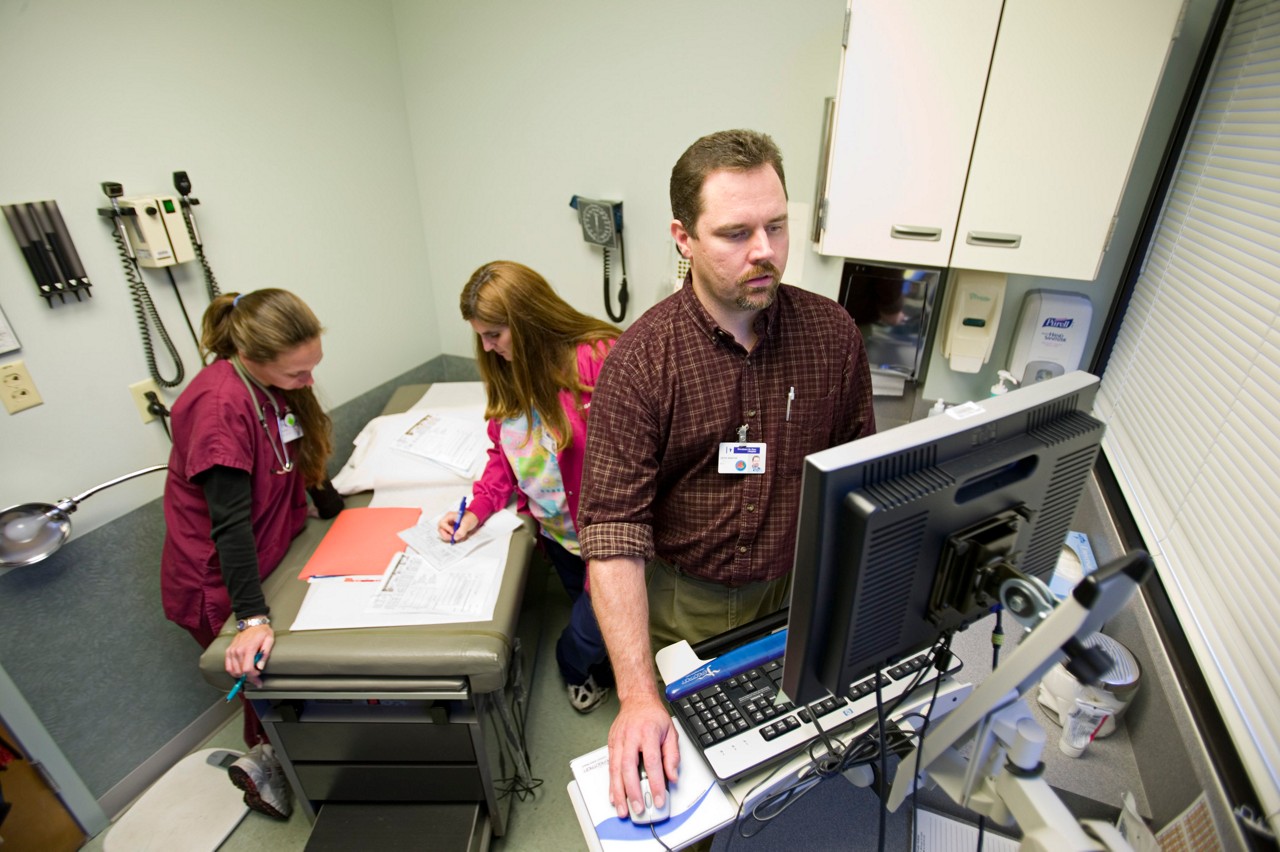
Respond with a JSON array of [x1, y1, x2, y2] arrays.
[[966, 231, 1022, 248], [890, 225, 942, 242], [812, 96, 837, 243]]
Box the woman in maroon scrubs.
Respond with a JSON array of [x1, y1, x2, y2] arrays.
[[160, 288, 341, 819]]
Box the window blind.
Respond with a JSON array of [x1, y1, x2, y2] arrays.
[[1095, 0, 1280, 836]]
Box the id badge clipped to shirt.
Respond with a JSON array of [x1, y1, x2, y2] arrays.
[[278, 412, 304, 443], [718, 442, 766, 475]]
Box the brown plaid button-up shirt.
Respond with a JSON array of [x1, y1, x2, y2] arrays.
[[578, 283, 875, 587]]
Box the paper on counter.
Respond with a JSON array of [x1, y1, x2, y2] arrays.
[[398, 520, 498, 569], [407, 381, 488, 415], [289, 509, 520, 630], [368, 551, 498, 616], [331, 380, 490, 495], [368, 483, 471, 512], [914, 809, 1018, 851], [393, 412, 487, 477]]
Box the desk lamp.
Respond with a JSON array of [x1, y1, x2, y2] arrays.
[[0, 464, 168, 568]]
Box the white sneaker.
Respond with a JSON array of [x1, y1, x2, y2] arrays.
[[228, 743, 292, 819], [567, 674, 610, 713]]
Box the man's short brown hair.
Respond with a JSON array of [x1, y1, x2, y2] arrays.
[[669, 129, 787, 237]]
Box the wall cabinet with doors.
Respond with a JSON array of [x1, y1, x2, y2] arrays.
[[816, 0, 1187, 282]]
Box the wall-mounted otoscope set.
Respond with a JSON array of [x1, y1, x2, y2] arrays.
[[2, 200, 93, 306], [97, 171, 222, 390]]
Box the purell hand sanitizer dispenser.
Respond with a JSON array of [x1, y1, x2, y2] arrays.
[[1008, 290, 1092, 385]]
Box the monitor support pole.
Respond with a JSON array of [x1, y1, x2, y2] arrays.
[[886, 551, 1152, 851]]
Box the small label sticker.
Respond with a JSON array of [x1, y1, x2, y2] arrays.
[[945, 401, 985, 421]]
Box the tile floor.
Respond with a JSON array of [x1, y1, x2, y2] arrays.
[[81, 387, 921, 851]]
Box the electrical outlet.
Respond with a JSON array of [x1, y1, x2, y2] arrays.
[[129, 379, 164, 423], [1, 360, 43, 414]]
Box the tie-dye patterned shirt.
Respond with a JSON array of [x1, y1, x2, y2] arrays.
[[500, 409, 579, 554]]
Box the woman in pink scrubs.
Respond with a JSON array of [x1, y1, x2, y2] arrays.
[[437, 261, 619, 714], [160, 288, 342, 818]]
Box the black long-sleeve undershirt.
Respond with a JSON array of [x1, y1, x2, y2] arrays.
[[197, 466, 345, 620], [198, 466, 268, 619]]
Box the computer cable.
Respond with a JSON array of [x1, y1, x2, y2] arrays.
[[874, 665, 889, 852], [483, 648, 544, 803], [909, 635, 952, 852], [992, 604, 1005, 670], [724, 632, 956, 847], [648, 821, 675, 852], [144, 391, 173, 442]]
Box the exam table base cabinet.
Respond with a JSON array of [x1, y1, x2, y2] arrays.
[[252, 680, 521, 835]]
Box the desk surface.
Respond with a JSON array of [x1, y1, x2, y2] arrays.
[[198, 384, 535, 696], [588, 606, 1149, 849]]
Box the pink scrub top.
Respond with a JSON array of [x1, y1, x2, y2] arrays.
[[160, 358, 307, 635]]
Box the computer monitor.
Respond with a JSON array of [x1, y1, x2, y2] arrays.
[[781, 371, 1105, 706]]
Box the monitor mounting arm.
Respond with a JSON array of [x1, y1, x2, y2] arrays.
[[888, 551, 1153, 851]]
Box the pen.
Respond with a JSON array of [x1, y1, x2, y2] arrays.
[[225, 651, 264, 702], [451, 496, 468, 544], [786, 387, 794, 422]]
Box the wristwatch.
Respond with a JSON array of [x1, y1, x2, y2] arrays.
[[235, 615, 271, 631]]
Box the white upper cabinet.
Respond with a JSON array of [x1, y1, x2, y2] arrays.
[[817, 0, 1185, 281]]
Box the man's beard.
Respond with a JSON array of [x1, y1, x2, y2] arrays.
[[735, 263, 781, 310]]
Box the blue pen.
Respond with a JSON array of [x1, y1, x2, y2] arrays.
[[450, 496, 468, 544], [225, 650, 264, 702]]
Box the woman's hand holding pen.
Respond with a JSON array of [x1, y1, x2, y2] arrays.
[[225, 624, 273, 688], [436, 510, 480, 544]]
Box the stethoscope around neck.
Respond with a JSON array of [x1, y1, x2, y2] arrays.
[[231, 355, 294, 475]]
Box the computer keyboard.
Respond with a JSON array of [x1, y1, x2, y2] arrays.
[[668, 651, 962, 782]]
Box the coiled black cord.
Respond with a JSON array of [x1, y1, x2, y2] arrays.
[[603, 239, 628, 323], [111, 225, 184, 388], [180, 200, 221, 300]]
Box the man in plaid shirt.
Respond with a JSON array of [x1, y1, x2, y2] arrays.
[[578, 129, 876, 823]]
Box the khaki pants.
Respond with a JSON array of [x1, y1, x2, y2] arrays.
[[645, 557, 790, 656]]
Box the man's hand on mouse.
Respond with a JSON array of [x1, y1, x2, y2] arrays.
[[607, 691, 680, 819]]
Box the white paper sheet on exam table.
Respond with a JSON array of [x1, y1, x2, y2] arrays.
[[331, 382, 489, 494], [289, 509, 520, 630], [393, 412, 487, 477]]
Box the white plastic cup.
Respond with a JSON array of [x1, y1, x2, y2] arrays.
[[1059, 698, 1109, 758]]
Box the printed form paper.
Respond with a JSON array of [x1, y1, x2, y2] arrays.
[[393, 413, 486, 477], [913, 809, 1018, 851], [289, 509, 521, 630], [368, 551, 496, 616]]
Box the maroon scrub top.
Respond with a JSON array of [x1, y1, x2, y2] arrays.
[[160, 358, 307, 635]]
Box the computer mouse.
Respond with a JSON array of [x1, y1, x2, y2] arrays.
[[628, 764, 671, 825]]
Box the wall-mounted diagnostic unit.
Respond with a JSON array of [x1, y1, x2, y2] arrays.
[[98, 172, 223, 391], [570, 195, 627, 323], [117, 195, 195, 267]]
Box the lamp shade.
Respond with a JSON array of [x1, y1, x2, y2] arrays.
[[0, 464, 168, 569]]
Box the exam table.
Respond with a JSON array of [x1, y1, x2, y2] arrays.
[[199, 385, 539, 850]]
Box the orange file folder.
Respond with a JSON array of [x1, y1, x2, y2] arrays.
[[298, 506, 421, 579]]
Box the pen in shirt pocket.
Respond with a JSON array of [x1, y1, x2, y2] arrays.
[[786, 386, 795, 422]]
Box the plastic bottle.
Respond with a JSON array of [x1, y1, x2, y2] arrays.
[[990, 369, 1021, 397], [928, 399, 947, 417]]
